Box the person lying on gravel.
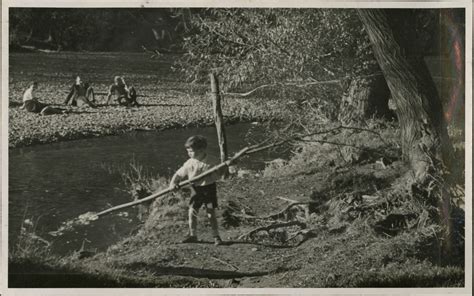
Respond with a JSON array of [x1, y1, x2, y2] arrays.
[[106, 76, 139, 107], [20, 82, 67, 115], [169, 135, 224, 246], [64, 76, 96, 108]]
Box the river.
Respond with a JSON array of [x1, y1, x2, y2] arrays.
[[9, 123, 284, 255]]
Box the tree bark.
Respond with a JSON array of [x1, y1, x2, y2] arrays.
[[357, 9, 453, 182], [338, 74, 392, 126], [338, 73, 393, 163]]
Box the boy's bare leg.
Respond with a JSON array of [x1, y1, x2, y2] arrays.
[[87, 87, 96, 103], [40, 106, 66, 115], [206, 206, 220, 238], [188, 207, 198, 237]]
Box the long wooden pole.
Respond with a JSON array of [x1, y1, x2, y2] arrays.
[[95, 147, 250, 217], [210, 73, 228, 178], [89, 125, 358, 219]]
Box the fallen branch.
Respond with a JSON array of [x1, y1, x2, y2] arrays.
[[94, 127, 367, 217], [262, 202, 317, 220], [232, 201, 318, 221], [289, 228, 320, 246], [238, 221, 306, 240], [73, 124, 381, 220]]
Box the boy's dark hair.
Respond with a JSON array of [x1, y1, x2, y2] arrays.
[[185, 135, 207, 150]]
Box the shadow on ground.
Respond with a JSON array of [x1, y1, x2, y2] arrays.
[[124, 261, 272, 279]]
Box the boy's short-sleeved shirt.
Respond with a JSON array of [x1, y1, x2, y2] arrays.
[[23, 87, 34, 102], [176, 155, 220, 186]]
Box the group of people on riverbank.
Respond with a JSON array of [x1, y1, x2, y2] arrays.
[[20, 76, 140, 115]]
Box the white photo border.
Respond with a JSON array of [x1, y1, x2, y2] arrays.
[[1, 1, 472, 295]]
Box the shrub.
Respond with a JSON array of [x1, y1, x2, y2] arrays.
[[10, 216, 52, 261]]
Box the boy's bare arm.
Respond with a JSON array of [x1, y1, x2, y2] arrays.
[[106, 85, 114, 104], [169, 172, 182, 189], [64, 85, 74, 103]]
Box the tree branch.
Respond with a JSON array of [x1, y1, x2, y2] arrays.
[[70, 124, 384, 221], [238, 221, 307, 240], [223, 79, 342, 98], [232, 201, 319, 221]]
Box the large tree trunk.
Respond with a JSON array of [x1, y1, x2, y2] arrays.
[[338, 74, 392, 125], [357, 9, 456, 255], [357, 9, 453, 182], [338, 73, 393, 163]]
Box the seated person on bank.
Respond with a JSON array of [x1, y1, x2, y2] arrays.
[[64, 76, 96, 107], [21, 82, 66, 115], [106, 76, 139, 107]]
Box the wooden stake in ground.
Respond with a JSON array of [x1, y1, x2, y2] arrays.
[[210, 73, 229, 178]]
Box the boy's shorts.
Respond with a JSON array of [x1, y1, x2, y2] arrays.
[[189, 183, 217, 209]]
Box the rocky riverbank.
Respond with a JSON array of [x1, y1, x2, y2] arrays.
[[8, 95, 288, 148], [8, 52, 290, 148]]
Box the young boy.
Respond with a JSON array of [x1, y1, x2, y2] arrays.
[[169, 135, 224, 246], [64, 76, 96, 107], [106, 76, 139, 107], [21, 82, 66, 115]]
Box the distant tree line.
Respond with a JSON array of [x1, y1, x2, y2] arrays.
[[9, 8, 188, 51]]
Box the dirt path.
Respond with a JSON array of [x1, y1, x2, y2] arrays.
[[57, 158, 463, 288]]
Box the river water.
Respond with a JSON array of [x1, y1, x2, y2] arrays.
[[9, 123, 282, 255]]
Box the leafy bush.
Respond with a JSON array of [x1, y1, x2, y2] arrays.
[[176, 9, 379, 124], [178, 9, 375, 88]]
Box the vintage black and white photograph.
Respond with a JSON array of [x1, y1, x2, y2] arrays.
[[2, 0, 471, 292]]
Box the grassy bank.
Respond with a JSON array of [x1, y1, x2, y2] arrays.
[[8, 52, 290, 148], [9, 120, 465, 288]]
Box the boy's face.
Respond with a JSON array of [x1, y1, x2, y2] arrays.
[[186, 147, 205, 160]]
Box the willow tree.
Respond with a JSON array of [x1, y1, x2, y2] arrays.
[[358, 9, 457, 252], [358, 9, 454, 182]]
